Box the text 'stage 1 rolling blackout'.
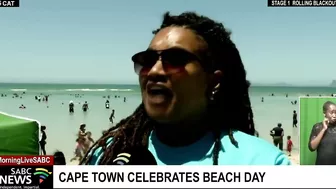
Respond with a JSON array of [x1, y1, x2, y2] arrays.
[[268, 0, 336, 6]]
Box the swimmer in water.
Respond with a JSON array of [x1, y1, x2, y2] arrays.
[[105, 100, 110, 109], [82, 101, 89, 112], [69, 101, 74, 113]]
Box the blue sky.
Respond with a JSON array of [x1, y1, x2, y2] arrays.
[[0, 0, 335, 85]]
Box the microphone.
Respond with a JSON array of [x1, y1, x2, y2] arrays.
[[112, 147, 157, 165]]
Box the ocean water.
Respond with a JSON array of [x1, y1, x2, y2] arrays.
[[1, 83, 335, 162]]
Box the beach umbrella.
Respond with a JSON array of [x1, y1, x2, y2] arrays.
[[0, 111, 41, 155]]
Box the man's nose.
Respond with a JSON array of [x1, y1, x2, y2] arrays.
[[147, 59, 166, 76]]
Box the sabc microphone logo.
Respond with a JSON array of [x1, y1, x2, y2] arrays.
[[113, 153, 131, 165]]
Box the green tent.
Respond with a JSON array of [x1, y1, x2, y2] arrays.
[[0, 111, 40, 155]]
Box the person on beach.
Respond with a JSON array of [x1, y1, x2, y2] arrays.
[[309, 101, 336, 165], [270, 123, 284, 151], [287, 136, 293, 156], [109, 109, 115, 124], [293, 110, 297, 128], [78, 124, 87, 139], [40, 126, 47, 155], [82, 101, 89, 112], [70, 138, 85, 162], [69, 101, 75, 113], [80, 12, 290, 165], [105, 100, 110, 109], [83, 132, 95, 154], [54, 151, 66, 165]]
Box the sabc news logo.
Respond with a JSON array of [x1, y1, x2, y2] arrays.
[[0, 167, 52, 186]]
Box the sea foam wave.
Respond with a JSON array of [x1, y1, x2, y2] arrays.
[[6, 88, 134, 92], [65, 88, 107, 92], [65, 88, 133, 92], [10, 89, 27, 91]]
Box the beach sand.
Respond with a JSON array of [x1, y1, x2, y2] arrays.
[[67, 154, 300, 165], [288, 154, 300, 165]]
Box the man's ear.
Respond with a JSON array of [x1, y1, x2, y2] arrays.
[[211, 70, 223, 91]]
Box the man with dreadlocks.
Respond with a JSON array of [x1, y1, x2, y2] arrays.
[[80, 12, 291, 165]]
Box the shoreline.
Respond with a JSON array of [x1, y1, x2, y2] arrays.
[[0, 85, 303, 166]]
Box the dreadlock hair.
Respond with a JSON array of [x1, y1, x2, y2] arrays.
[[80, 11, 255, 165], [323, 101, 335, 113]]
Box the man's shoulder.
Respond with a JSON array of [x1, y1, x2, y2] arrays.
[[220, 131, 291, 165], [272, 127, 283, 132], [313, 122, 323, 129], [230, 131, 279, 149]]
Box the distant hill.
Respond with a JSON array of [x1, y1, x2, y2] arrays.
[[252, 82, 293, 87], [330, 80, 336, 87]]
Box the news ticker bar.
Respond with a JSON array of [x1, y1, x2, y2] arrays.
[[0, 0, 19, 7], [268, 0, 336, 7]]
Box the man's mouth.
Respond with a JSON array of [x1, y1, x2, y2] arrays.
[[146, 83, 173, 104]]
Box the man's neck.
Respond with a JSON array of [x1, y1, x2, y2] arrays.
[[328, 123, 336, 128], [154, 116, 212, 147]]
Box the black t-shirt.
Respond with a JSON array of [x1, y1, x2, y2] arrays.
[[309, 122, 336, 165], [41, 131, 47, 141], [271, 127, 283, 137], [293, 113, 297, 120]]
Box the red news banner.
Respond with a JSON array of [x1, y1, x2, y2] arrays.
[[268, 0, 336, 7], [0, 155, 54, 189]]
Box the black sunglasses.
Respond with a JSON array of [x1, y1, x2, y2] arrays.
[[131, 48, 201, 75]]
